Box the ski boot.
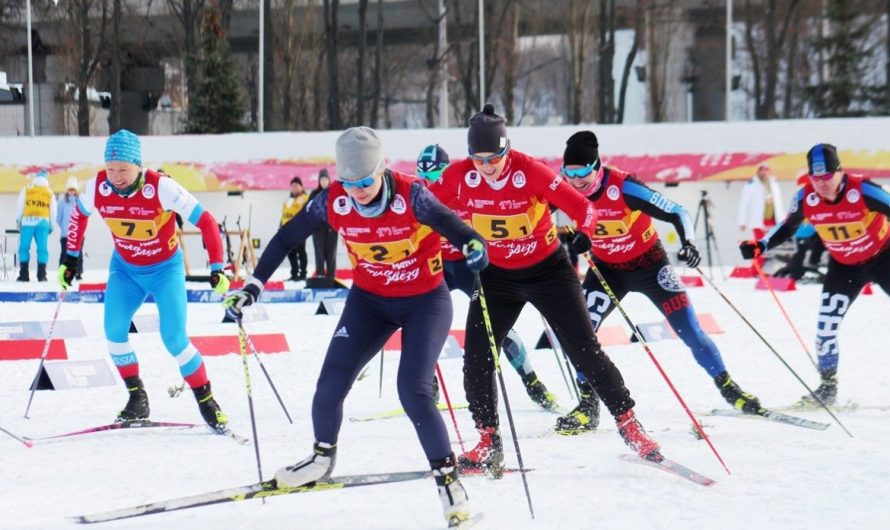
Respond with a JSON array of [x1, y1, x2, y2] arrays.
[[457, 426, 503, 478], [16, 262, 29, 282], [616, 409, 661, 461], [714, 371, 763, 414], [797, 372, 838, 407], [193, 382, 228, 431], [116, 376, 150, 422], [522, 372, 558, 411], [36, 263, 47, 282], [554, 381, 599, 435], [274, 442, 337, 488], [432, 453, 472, 528]]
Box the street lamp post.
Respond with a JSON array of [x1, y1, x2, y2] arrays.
[[258, 0, 265, 133], [478, 0, 484, 108], [725, 0, 732, 121], [26, 0, 36, 136]]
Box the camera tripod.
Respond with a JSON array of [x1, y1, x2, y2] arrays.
[[692, 190, 724, 280]]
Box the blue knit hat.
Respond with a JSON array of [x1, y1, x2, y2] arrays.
[[105, 129, 142, 166]]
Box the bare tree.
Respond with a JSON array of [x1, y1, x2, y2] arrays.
[[743, 0, 802, 119], [278, 0, 322, 130], [597, 0, 616, 123], [370, 0, 384, 128], [107, 0, 121, 132], [563, 0, 593, 124], [615, 0, 642, 123], [165, 0, 206, 111], [643, 0, 679, 122], [60, 0, 109, 136], [323, 0, 341, 129], [356, 0, 369, 125]]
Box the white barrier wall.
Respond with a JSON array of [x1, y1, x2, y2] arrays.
[[2, 117, 889, 274]]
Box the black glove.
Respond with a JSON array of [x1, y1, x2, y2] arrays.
[[463, 239, 489, 273], [739, 240, 766, 260], [569, 232, 591, 254], [677, 242, 701, 268], [57, 253, 79, 290], [223, 283, 261, 319]]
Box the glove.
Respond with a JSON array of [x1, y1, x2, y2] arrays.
[[739, 240, 766, 260], [569, 232, 591, 254], [223, 282, 261, 319], [677, 242, 701, 268], [57, 253, 78, 290], [209, 269, 231, 295], [463, 239, 489, 273]]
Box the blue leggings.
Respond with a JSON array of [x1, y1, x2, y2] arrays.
[[312, 284, 454, 460], [104, 251, 205, 383], [580, 259, 726, 381], [19, 222, 50, 264]]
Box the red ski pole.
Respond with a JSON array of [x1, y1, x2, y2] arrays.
[[435, 363, 466, 454]]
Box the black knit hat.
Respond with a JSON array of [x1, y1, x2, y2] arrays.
[[318, 168, 330, 179], [468, 104, 509, 154], [290, 176, 303, 186], [806, 143, 841, 176], [563, 131, 601, 168]]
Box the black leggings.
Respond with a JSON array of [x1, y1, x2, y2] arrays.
[[463, 248, 634, 428]]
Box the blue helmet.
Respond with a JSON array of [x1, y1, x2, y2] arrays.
[[416, 144, 450, 182]]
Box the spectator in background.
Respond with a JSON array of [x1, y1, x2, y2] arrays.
[[282, 176, 309, 281], [738, 163, 784, 240], [57, 176, 84, 279], [310, 169, 338, 278], [15, 169, 57, 282]]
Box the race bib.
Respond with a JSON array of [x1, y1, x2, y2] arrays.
[[472, 213, 533, 240], [349, 239, 416, 264], [105, 218, 159, 241]]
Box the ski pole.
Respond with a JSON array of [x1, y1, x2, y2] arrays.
[[540, 315, 580, 400], [236, 318, 293, 424], [235, 317, 264, 496], [694, 266, 853, 438], [751, 257, 819, 369], [378, 349, 384, 398], [0, 425, 32, 448], [24, 290, 66, 419], [583, 254, 732, 475], [473, 273, 535, 519], [435, 363, 466, 454]]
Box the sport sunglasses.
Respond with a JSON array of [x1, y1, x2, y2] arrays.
[[808, 172, 835, 182], [469, 145, 510, 165], [341, 174, 377, 189], [560, 163, 599, 179]]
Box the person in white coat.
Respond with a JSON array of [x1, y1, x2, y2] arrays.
[[738, 164, 784, 239]]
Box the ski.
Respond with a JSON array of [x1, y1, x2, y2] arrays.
[[708, 408, 830, 431], [72, 470, 433, 524], [451, 513, 484, 528], [348, 402, 469, 422], [777, 400, 890, 413], [23, 420, 199, 442], [618, 453, 716, 487], [214, 426, 250, 445]]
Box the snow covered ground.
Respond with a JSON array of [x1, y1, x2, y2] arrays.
[[2, 269, 889, 529]]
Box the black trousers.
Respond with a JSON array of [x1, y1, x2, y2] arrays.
[[815, 247, 890, 376], [463, 248, 634, 428], [312, 227, 338, 278], [287, 241, 307, 279]]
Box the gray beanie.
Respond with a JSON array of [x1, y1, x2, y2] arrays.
[[468, 104, 508, 154], [336, 127, 384, 180]]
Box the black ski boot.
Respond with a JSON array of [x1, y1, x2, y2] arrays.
[[555, 380, 600, 434], [16, 262, 29, 282], [715, 371, 763, 414], [116, 376, 150, 422], [798, 372, 838, 407], [193, 382, 228, 430], [522, 371, 558, 411], [36, 263, 47, 282]]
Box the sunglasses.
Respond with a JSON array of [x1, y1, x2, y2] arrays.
[[469, 145, 509, 166], [561, 163, 598, 179], [808, 172, 835, 182], [418, 169, 444, 181], [341, 175, 377, 189]]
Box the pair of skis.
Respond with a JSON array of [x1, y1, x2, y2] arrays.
[[23, 419, 249, 445], [72, 453, 715, 525]]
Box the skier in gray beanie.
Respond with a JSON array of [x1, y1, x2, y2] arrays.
[[335, 126, 384, 182]]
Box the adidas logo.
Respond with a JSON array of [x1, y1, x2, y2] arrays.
[[333, 326, 350, 339]]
